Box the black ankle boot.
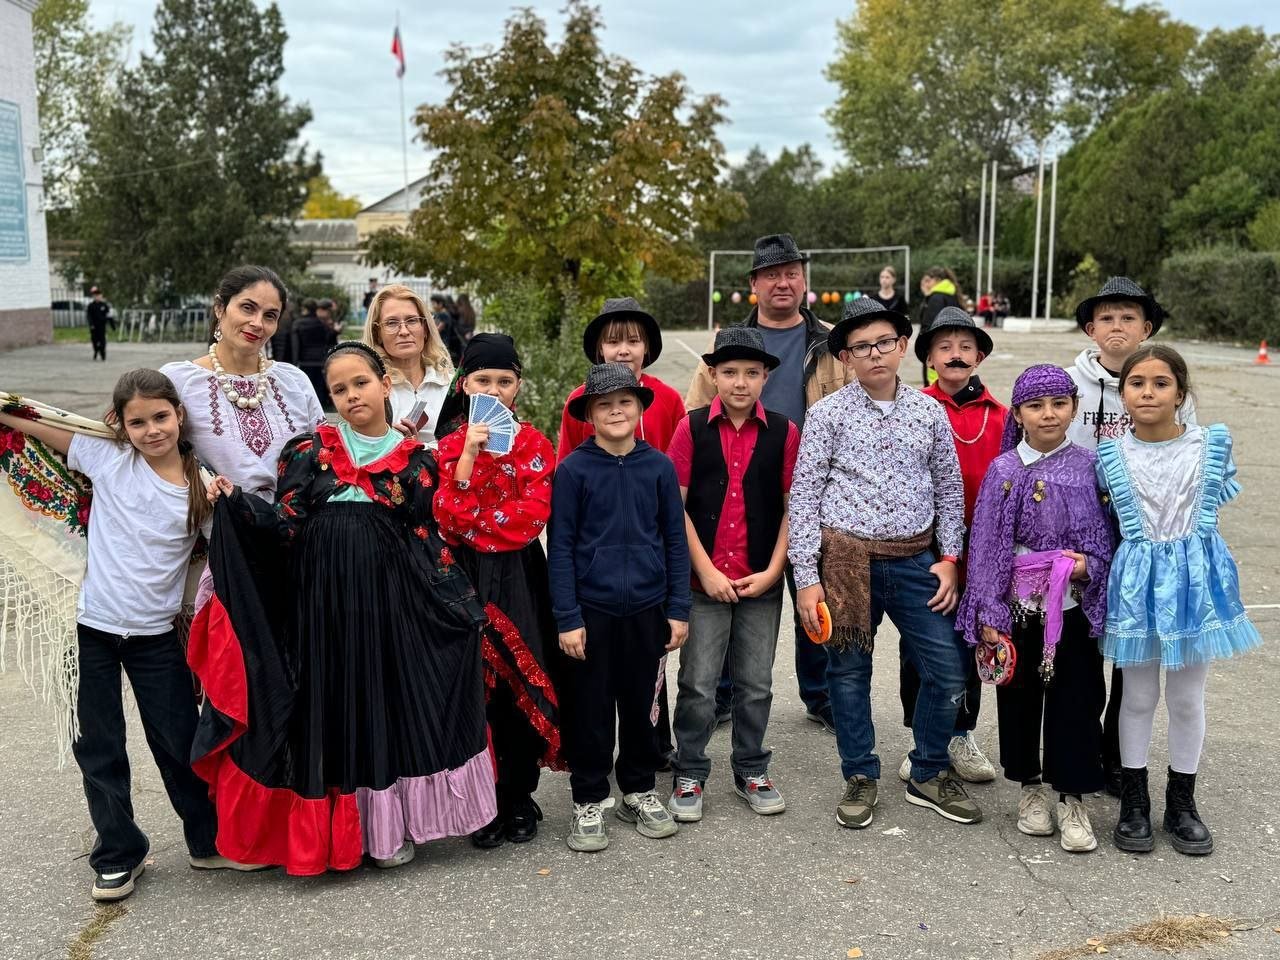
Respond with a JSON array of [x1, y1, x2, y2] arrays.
[[505, 796, 543, 844], [1164, 767, 1214, 855], [470, 813, 507, 849], [1113, 766, 1154, 852]]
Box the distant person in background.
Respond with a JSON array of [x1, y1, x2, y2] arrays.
[[361, 278, 379, 321], [869, 266, 905, 314], [86, 286, 116, 362], [269, 304, 295, 364], [455, 293, 477, 343], [431, 294, 466, 365], [917, 266, 963, 387], [976, 292, 995, 328], [995, 294, 1011, 327], [317, 298, 341, 335], [292, 297, 338, 410]]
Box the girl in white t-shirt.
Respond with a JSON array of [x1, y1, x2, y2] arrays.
[[0, 369, 259, 903]]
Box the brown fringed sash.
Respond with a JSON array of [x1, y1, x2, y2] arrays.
[[819, 526, 936, 652]]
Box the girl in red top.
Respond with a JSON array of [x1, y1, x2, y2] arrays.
[[556, 297, 686, 463], [434, 334, 563, 849]]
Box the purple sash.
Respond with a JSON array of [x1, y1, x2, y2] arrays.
[[1010, 550, 1076, 682]]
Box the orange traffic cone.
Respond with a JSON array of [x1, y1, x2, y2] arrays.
[[1256, 340, 1272, 365]]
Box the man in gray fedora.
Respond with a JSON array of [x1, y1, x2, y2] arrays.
[[686, 234, 853, 733]]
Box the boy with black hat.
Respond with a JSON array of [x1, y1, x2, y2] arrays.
[[789, 297, 980, 829], [896, 306, 1008, 784], [666, 328, 801, 822], [1066, 277, 1196, 793], [549, 363, 692, 853]]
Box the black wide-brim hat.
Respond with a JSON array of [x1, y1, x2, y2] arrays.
[[582, 297, 663, 366], [701, 326, 780, 370], [566, 362, 655, 422], [914, 306, 994, 362], [749, 233, 810, 274], [827, 297, 913, 356], [1073, 276, 1165, 335]]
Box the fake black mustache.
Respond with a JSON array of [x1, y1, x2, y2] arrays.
[[943, 358, 974, 369]]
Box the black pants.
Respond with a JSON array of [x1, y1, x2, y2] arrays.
[[558, 605, 667, 804], [1102, 664, 1124, 771], [488, 682, 542, 804], [72, 625, 218, 873], [301, 364, 333, 411], [900, 633, 981, 732], [90, 324, 107, 361], [995, 607, 1105, 794]]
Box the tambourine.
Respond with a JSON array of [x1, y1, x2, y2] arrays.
[[975, 633, 1017, 685], [805, 601, 833, 644]]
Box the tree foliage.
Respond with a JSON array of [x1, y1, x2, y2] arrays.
[[70, 0, 317, 304], [302, 173, 361, 219], [364, 1, 743, 316]]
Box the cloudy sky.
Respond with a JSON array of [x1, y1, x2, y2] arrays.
[[89, 0, 1277, 208]]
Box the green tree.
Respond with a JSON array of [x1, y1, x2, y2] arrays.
[[697, 145, 823, 250], [364, 1, 742, 319], [70, 0, 317, 304], [32, 0, 131, 212], [302, 173, 361, 219]]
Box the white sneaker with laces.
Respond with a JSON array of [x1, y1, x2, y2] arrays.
[[1017, 784, 1055, 836], [568, 798, 615, 852], [898, 754, 912, 783], [668, 777, 704, 822], [617, 790, 678, 838], [948, 732, 997, 783], [1057, 796, 1098, 852]]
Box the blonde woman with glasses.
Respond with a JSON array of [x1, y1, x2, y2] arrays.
[[363, 284, 455, 446]]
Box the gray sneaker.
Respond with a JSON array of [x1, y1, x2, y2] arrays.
[[617, 791, 679, 838], [836, 775, 878, 828], [734, 773, 786, 815], [668, 777, 704, 822], [567, 798, 614, 852], [906, 771, 983, 824]]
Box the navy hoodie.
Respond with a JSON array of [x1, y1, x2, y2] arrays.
[[548, 437, 692, 632]]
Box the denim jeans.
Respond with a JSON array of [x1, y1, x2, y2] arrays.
[[673, 584, 783, 781], [72, 625, 218, 874], [826, 551, 966, 783]]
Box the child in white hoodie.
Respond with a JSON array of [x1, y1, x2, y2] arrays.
[[1066, 277, 1196, 796]]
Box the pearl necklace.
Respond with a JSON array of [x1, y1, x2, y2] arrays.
[[951, 407, 990, 445], [209, 344, 268, 410]]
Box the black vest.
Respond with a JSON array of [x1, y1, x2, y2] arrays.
[[684, 406, 788, 575]]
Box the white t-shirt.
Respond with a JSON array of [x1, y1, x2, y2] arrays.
[[68, 435, 208, 636]]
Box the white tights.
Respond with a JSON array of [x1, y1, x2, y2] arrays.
[[1118, 661, 1210, 774]]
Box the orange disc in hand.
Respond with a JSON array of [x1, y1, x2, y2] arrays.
[[806, 601, 832, 644]]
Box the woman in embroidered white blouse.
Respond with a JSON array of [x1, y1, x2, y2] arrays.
[[160, 266, 326, 499]]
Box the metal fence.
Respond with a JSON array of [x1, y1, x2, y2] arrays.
[[114, 308, 211, 343]]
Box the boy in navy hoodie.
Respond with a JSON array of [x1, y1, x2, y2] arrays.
[[549, 362, 692, 853]]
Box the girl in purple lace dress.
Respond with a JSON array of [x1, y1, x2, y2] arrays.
[[956, 365, 1115, 853]]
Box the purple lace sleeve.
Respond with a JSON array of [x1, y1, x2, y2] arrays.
[[955, 455, 1017, 646]]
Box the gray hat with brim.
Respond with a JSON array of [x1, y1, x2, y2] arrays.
[[914, 306, 994, 362], [701, 326, 780, 370], [827, 297, 912, 356], [566, 362, 654, 422], [582, 297, 663, 366], [1074, 276, 1164, 334], [749, 233, 810, 274]]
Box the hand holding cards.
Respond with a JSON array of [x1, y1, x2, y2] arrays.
[[468, 393, 517, 455]]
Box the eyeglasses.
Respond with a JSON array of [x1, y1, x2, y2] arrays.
[[758, 268, 804, 283], [382, 317, 425, 333], [845, 336, 902, 358]]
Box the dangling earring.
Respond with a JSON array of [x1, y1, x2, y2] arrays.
[[213, 325, 223, 343]]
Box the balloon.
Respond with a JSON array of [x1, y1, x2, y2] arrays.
[[748, 293, 758, 305], [806, 291, 818, 304], [712, 290, 722, 303], [820, 292, 830, 304], [830, 291, 840, 302], [844, 291, 855, 303], [731, 291, 742, 304]]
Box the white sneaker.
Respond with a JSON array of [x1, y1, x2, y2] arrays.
[[948, 732, 997, 783], [373, 840, 416, 869], [1057, 796, 1098, 853], [1017, 784, 1055, 836], [898, 754, 912, 782]]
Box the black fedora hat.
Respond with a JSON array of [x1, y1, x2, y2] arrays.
[[749, 234, 810, 275], [914, 306, 994, 362], [581, 297, 663, 367], [1073, 276, 1164, 335], [827, 296, 912, 357], [701, 326, 780, 370], [566, 362, 655, 422]]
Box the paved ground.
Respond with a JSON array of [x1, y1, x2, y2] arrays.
[[1, 331, 1277, 960]]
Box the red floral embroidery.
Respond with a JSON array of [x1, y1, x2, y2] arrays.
[[76, 496, 91, 528], [279, 488, 299, 518], [416, 466, 433, 488], [439, 546, 455, 568], [294, 439, 313, 455], [317, 447, 333, 469], [412, 525, 429, 540]]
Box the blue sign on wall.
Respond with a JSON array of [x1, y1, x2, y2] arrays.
[[0, 99, 30, 264]]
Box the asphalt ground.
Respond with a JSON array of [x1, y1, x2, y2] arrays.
[[0, 329, 1277, 960]]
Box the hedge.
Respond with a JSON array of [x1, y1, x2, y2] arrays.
[[1158, 248, 1280, 342]]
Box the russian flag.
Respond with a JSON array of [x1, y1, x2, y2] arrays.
[[391, 26, 405, 78]]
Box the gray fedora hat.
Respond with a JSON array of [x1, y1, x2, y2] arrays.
[[582, 297, 663, 366], [827, 296, 912, 356], [1073, 276, 1164, 334], [914, 305, 994, 361], [566, 362, 655, 422], [701, 326, 780, 369], [749, 234, 810, 274]]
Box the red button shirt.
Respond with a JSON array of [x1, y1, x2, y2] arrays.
[[668, 397, 800, 587]]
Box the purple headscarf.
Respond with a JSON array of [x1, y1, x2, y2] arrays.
[[1000, 364, 1078, 452]]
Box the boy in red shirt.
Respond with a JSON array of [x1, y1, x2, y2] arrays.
[[899, 306, 1007, 784]]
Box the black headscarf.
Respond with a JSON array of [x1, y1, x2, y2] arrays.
[[434, 333, 523, 441]]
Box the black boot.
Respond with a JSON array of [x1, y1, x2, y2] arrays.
[[1103, 761, 1122, 799], [505, 796, 543, 844], [1113, 766, 1154, 852], [470, 813, 507, 849], [1164, 767, 1214, 856]]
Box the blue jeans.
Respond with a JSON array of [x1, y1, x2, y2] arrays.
[[673, 585, 783, 781], [826, 551, 966, 783]]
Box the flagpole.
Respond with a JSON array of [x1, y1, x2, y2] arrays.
[[397, 10, 410, 219]]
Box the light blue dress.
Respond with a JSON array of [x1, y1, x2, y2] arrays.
[[1096, 424, 1261, 669]]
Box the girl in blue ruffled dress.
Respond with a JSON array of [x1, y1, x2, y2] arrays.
[[1096, 345, 1261, 857]]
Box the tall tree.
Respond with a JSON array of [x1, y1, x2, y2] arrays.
[[32, 0, 131, 212], [71, 0, 317, 304], [364, 1, 743, 314], [302, 173, 361, 219]]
